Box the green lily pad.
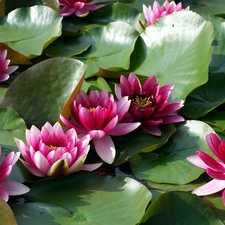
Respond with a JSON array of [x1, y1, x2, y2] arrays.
[[132, 11, 213, 101], [0, 5, 62, 58], [1, 58, 86, 128], [78, 21, 139, 77], [140, 192, 223, 225], [0, 199, 17, 225], [16, 171, 152, 225], [114, 125, 176, 166], [130, 120, 215, 185]]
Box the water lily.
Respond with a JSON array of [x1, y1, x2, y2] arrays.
[[115, 73, 184, 136], [60, 90, 140, 164], [0, 148, 29, 202], [15, 122, 101, 177], [143, 0, 190, 26], [0, 50, 18, 82], [59, 0, 103, 17], [187, 133, 225, 205]]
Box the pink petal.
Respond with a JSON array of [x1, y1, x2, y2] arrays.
[[4, 65, 18, 74], [60, 6, 75, 16], [141, 125, 162, 136], [108, 122, 140, 136], [206, 168, 225, 180], [116, 97, 131, 122], [93, 135, 115, 164], [33, 151, 51, 175], [0, 189, 8, 202], [197, 150, 225, 172], [115, 84, 122, 99], [79, 163, 103, 171], [103, 116, 118, 133], [120, 75, 132, 97], [20, 159, 46, 177], [192, 179, 225, 196], [79, 107, 95, 130], [89, 130, 105, 139], [0, 180, 29, 196], [206, 133, 223, 162], [186, 155, 210, 170], [161, 115, 184, 124]]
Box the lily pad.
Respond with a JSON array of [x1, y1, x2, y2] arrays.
[[16, 171, 152, 225]]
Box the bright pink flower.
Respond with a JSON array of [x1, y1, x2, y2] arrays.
[[115, 73, 184, 136], [0, 50, 18, 82], [15, 122, 101, 177], [187, 133, 225, 205], [143, 0, 189, 26], [59, 0, 103, 17], [0, 148, 29, 202], [60, 90, 140, 164]]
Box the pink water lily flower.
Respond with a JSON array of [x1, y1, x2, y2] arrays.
[[15, 122, 101, 177], [0, 148, 29, 202], [143, 0, 189, 26], [60, 90, 140, 164], [59, 0, 103, 17], [115, 73, 184, 136], [187, 133, 225, 205], [0, 50, 18, 82]]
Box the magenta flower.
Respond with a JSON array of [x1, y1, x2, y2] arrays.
[[59, 0, 103, 17], [115, 73, 184, 136], [0, 50, 18, 82], [143, 0, 189, 26], [0, 148, 29, 202], [60, 90, 140, 164], [15, 122, 101, 177], [187, 133, 225, 205]]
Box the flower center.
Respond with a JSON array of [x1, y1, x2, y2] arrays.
[[46, 145, 59, 151], [88, 107, 96, 112], [132, 96, 153, 110]]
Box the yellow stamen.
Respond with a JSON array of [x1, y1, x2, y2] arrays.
[[132, 96, 152, 108], [88, 107, 96, 112], [46, 145, 59, 151]]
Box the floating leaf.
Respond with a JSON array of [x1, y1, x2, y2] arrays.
[[1, 58, 86, 127], [130, 120, 215, 185], [16, 171, 152, 225], [132, 11, 213, 101], [0, 199, 17, 225], [140, 192, 223, 225], [0, 5, 62, 58]]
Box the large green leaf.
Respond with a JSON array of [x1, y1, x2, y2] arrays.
[[201, 109, 225, 132], [5, 0, 60, 14], [44, 34, 91, 57], [0, 199, 17, 225], [0, 58, 86, 128], [140, 192, 223, 225], [132, 11, 213, 100], [181, 72, 225, 119], [81, 3, 144, 32], [0, 5, 62, 58], [0, 107, 26, 146], [15, 172, 152, 225], [114, 125, 176, 166], [182, 0, 225, 15], [130, 120, 215, 185], [77, 21, 139, 77]]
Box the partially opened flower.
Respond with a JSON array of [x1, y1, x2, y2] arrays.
[[0, 148, 29, 202], [115, 73, 184, 136], [143, 0, 189, 26], [0, 50, 18, 82], [60, 90, 140, 164], [187, 133, 225, 205], [15, 122, 101, 177], [59, 0, 103, 17]]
